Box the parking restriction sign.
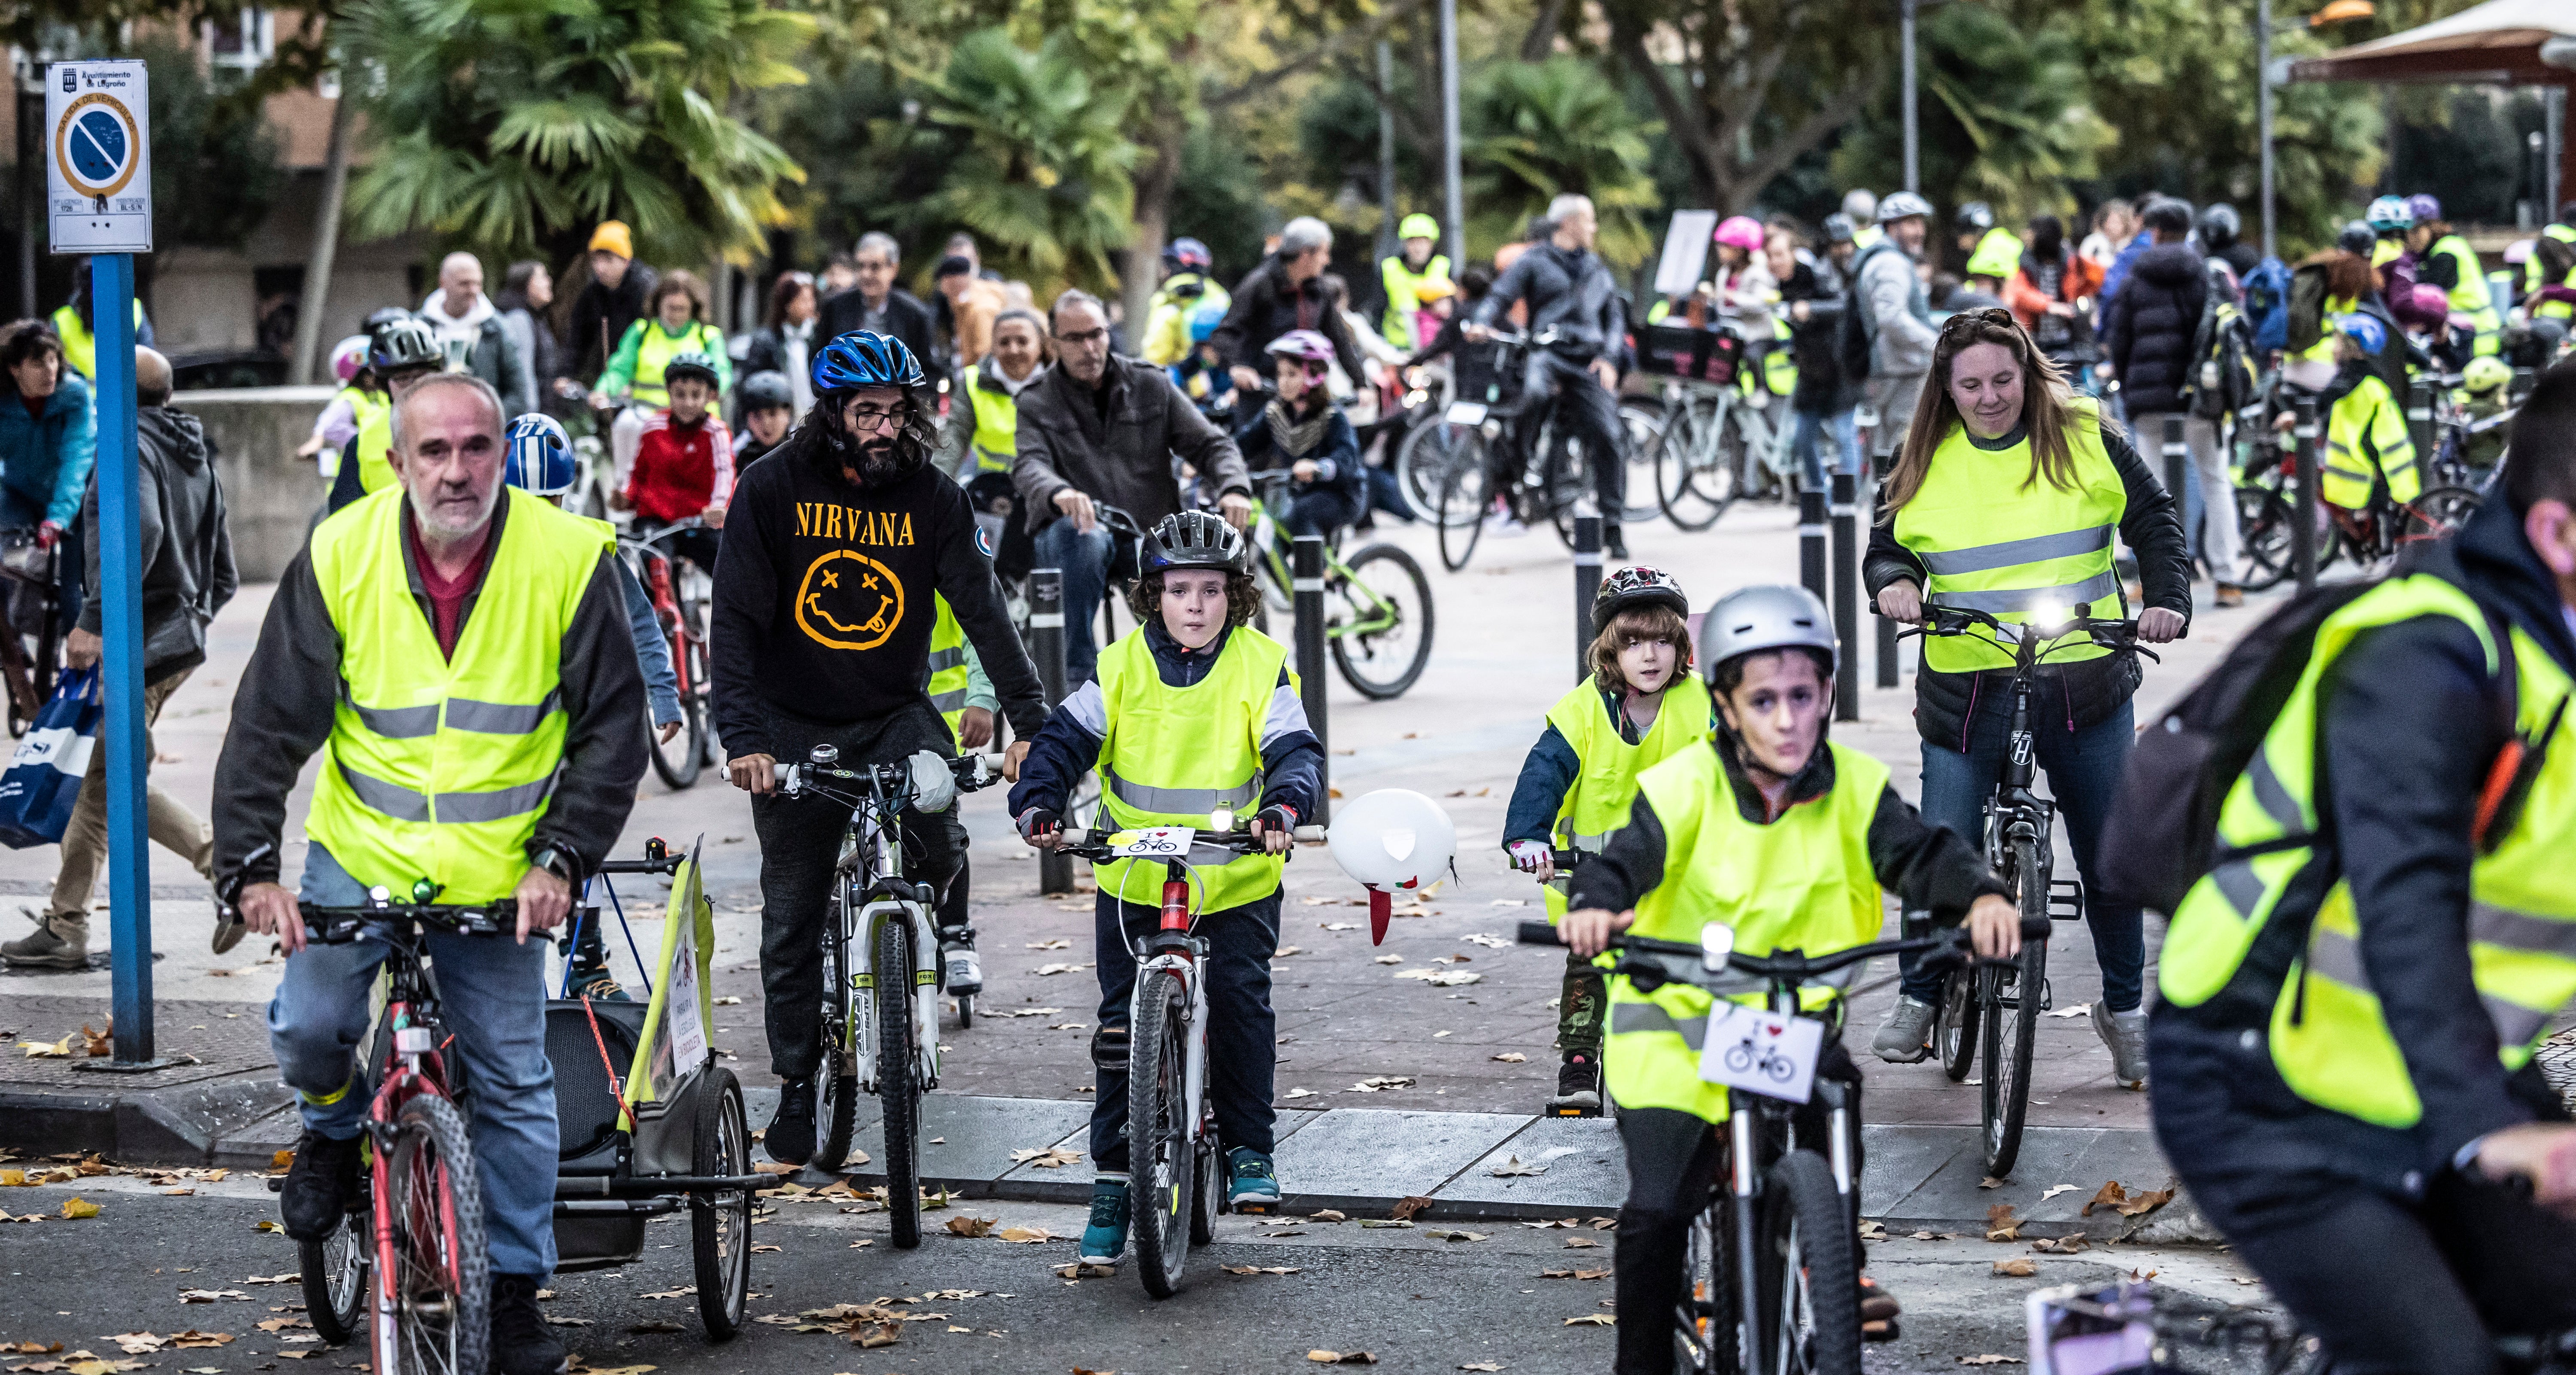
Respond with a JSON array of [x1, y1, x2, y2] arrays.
[[47, 60, 152, 255]]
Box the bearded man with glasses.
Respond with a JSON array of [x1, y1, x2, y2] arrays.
[[709, 330, 1051, 1165], [1010, 289, 1255, 685]]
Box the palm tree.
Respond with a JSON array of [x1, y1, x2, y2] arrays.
[[1465, 58, 1660, 268], [340, 0, 811, 268], [914, 29, 1142, 301]]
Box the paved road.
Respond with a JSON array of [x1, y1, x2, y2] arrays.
[[0, 1169, 2276, 1372]]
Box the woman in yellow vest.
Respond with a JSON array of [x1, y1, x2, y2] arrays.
[[299, 336, 389, 475], [1007, 510, 1327, 1266], [596, 269, 732, 483], [2148, 406, 2576, 1369], [1552, 584, 2020, 1368], [1503, 565, 1710, 1116], [1865, 308, 2189, 1083], [943, 309, 1048, 484], [2405, 194, 2501, 356]]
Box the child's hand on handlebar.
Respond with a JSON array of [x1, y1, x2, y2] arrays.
[[1966, 893, 2021, 961], [1876, 582, 1925, 625], [1018, 806, 1063, 850], [1559, 907, 1635, 959], [2136, 608, 2186, 644], [1251, 805, 1297, 855], [1509, 840, 1555, 884]]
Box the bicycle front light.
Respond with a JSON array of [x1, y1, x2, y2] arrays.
[[2026, 600, 2072, 639], [1699, 921, 1736, 972]]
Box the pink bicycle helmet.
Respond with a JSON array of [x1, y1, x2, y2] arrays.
[[1264, 329, 1337, 365], [1712, 215, 1765, 254], [328, 335, 371, 384]]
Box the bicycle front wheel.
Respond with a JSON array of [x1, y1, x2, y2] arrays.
[[1937, 962, 1980, 1084], [1394, 418, 1475, 523], [1760, 1151, 1862, 1375], [1655, 402, 1738, 532], [1129, 967, 1196, 1299], [1329, 544, 1434, 700], [1979, 837, 2047, 1179], [1436, 449, 1490, 572], [377, 1094, 490, 1375], [812, 903, 860, 1171], [877, 914, 923, 1248]]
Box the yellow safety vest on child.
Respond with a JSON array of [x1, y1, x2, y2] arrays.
[[1538, 678, 1713, 918], [1090, 626, 1294, 912], [2321, 374, 2418, 510]]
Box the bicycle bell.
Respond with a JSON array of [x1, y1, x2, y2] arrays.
[[809, 743, 840, 767]]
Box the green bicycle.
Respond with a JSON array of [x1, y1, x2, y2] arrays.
[[1242, 469, 1435, 700]]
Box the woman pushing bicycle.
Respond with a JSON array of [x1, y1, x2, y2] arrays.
[[1552, 584, 2021, 1371], [1863, 307, 2188, 1085], [1503, 564, 1713, 1116]]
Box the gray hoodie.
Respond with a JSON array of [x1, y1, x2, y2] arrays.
[[1857, 240, 1937, 378], [416, 289, 530, 416], [80, 406, 238, 681]]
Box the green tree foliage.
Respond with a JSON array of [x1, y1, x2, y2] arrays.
[[340, 0, 811, 268], [1828, 5, 2111, 226], [909, 28, 1142, 298], [1465, 58, 1658, 267]]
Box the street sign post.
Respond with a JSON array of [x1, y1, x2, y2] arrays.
[[49, 59, 161, 1069]]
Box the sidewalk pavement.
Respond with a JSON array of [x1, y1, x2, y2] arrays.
[[0, 502, 2289, 1238]]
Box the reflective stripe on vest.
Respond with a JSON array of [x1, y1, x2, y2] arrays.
[[1540, 676, 1713, 919], [1893, 403, 2127, 672], [1602, 739, 1888, 1122], [966, 374, 1018, 473], [2163, 571, 2576, 1129], [927, 596, 973, 742], [304, 487, 613, 903], [1091, 626, 1292, 912], [630, 322, 726, 408]]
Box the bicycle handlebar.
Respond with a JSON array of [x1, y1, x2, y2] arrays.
[[1051, 822, 1327, 863], [1513, 912, 2048, 986], [772, 753, 1010, 794], [298, 900, 517, 944]]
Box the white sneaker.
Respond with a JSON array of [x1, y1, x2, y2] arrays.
[[1483, 509, 1529, 538], [942, 945, 983, 997]]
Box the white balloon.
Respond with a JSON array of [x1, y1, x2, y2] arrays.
[[1327, 789, 1456, 889]]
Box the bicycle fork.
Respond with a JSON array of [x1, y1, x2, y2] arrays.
[[849, 894, 943, 1093], [1125, 870, 1212, 1187]]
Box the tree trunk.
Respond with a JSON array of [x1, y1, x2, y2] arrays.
[[1122, 122, 1184, 342], [1519, 0, 1570, 63], [289, 73, 354, 387]]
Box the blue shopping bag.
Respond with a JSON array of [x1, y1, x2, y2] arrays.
[[0, 668, 100, 848]]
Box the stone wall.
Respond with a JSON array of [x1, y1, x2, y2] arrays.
[[167, 386, 334, 583]]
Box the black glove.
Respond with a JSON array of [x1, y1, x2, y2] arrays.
[[1255, 804, 1296, 836], [1017, 807, 1062, 842]]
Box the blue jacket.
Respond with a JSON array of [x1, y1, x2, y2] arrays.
[[1501, 684, 1720, 849], [2096, 231, 2157, 346], [1233, 398, 1366, 510], [0, 372, 96, 529], [1009, 619, 1326, 827]]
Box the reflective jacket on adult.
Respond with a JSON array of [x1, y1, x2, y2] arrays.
[[1863, 403, 2192, 750], [2151, 499, 2576, 1197], [211, 488, 649, 899], [1566, 732, 2008, 1121]]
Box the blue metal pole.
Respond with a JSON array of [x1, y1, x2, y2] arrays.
[[93, 252, 155, 1065]]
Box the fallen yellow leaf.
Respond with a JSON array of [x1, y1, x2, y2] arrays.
[[60, 1197, 99, 1220], [1992, 1258, 2038, 1277]]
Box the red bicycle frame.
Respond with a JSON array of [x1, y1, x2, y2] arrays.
[[368, 1002, 464, 1375]]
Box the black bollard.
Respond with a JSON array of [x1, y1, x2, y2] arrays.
[[1869, 458, 1898, 689], [2406, 377, 2435, 466], [1829, 470, 1859, 722], [1574, 503, 1603, 683], [1293, 535, 1331, 824], [1027, 567, 1075, 896], [1799, 483, 1827, 608], [2291, 398, 2321, 594]]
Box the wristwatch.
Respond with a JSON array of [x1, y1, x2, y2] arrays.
[[528, 845, 577, 884]]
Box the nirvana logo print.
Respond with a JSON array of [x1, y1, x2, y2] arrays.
[[796, 549, 906, 651]]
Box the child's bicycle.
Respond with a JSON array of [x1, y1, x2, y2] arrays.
[[620, 520, 717, 790], [1241, 469, 1436, 700], [771, 748, 1011, 1247], [1052, 814, 1325, 1299], [1516, 914, 2044, 1375]]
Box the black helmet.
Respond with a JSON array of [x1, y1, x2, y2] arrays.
[[363, 305, 414, 333], [2336, 220, 2376, 256], [739, 370, 794, 411], [1957, 201, 1996, 233], [1141, 510, 1247, 576], [1593, 565, 1689, 628], [2197, 203, 2242, 249]]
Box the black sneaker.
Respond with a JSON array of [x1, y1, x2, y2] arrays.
[[765, 1079, 816, 1165], [489, 1273, 569, 1375], [1546, 1051, 1602, 1117], [1603, 528, 1629, 562], [279, 1129, 363, 1241]]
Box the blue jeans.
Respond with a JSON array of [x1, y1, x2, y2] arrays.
[[1088, 888, 1280, 1173], [268, 845, 560, 1277], [1791, 408, 1860, 493], [1283, 488, 1360, 540], [1030, 517, 1115, 686], [1899, 699, 2144, 1013]]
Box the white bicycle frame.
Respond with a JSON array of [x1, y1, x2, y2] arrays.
[[832, 794, 944, 1095]]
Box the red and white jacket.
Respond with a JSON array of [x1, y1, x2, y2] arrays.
[[626, 411, 734, 524]]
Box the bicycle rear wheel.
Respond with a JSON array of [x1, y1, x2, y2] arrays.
[[1655, 402, 1739, 532], [1394, 418, 1475, 523], [691, 1066, 750, 1338], [648, 633, 705, 793], [1436, 450, 1490, 572], [1129, 968, 1195, 1298], [2233, 484, 2296, 593], [1937, 962, 1979, 1084], [377, 1094, 489, 1375], [812, 903, 860, 1171], [1616, 400, 1665, 526], [2405, 485, 2482, 542], [1979, 837, 2047, 1179], [1329, 544, 1434, 700], [299, 1216, 368, 1345], [1760, 1151, 1862, 1375], [876, 914, 923, 1248]]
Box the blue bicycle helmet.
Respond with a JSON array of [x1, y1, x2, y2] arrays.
[[1188, 302, 1228, 343], [2333, 312, 2388, 356], [504, 414, 577, 497], [1165, 237, 1214, 271], [2365, 195, 2413, 234], [812, 330, 926, 392]]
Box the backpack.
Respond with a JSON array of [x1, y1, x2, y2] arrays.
[[2242, 256, 2292, 355], [1835, 241, 1899, 383], [2099, 577, 2518, 915], [2185, 289, 2259, 421], [2284, 261, 2330, 358]]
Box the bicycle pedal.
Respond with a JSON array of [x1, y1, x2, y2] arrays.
[[1862, 1319, 1902, 1343], [1234, 1200, 1277, 1216], [2048, 878, 2086, 922]]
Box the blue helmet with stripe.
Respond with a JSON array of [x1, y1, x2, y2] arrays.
[[504, 413, 577, 497], [2333, 312, 2388, 356], [812, 330, 926, 392]]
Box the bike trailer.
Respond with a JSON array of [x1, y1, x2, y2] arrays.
[[1636, 322, 1742, 386]]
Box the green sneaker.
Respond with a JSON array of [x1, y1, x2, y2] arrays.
[[1080, 1176, 1130, 1264], [1227, 1147, 1279, 1212]]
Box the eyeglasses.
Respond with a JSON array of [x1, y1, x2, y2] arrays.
[[844, 403, 908, 431]]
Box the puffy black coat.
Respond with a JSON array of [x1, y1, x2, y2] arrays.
[[2106, 243, 2208, 414]]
